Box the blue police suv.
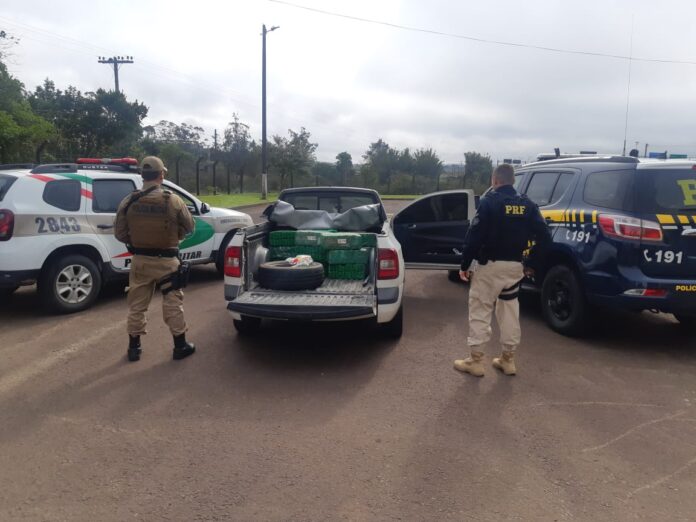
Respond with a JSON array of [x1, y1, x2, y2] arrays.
[[509, 155, 696, 335]]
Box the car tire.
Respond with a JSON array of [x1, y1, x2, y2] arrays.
[[673, 314, 696, 331], [233, 315, 262, 335], [541, 264, 588, 336], [257, 260, 325, 291], [39, 254, 102, 314], [215, 230, 238, 276], [379, 305, 403, 339]]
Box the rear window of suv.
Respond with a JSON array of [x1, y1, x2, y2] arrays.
[[637, 168, 696, 213], [0, 175, 16, 202], [583, 169, 634, 210], [43, 179, 82, 211]]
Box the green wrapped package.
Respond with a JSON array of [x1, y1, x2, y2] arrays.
[[270, 245, 326, 262], [360, 233, 377, 247], [328, 248, 370, 265], [328, 263, 366, 280], [295, 230, 324, 246], [322, 232, 363, 250], [269, 230, 296, 247]]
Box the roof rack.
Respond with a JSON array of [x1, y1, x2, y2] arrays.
[[30, 163, 79, 174], [526, 155, 639, 167]]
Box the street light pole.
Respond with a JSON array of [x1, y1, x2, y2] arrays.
[[261, 24, 279, 200]]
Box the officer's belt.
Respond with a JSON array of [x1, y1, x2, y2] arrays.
[[130, 247, 179, 258]]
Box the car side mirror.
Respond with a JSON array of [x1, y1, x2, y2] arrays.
[[201, 202, 211, 214]]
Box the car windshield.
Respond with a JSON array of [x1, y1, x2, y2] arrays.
[[0, 175, 16, 202], [281, 192, 378, 213], [638, 168, 696, 212]]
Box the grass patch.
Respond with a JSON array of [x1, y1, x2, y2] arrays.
[[381, 194, 419, 200], [199, 193, 278, 208]]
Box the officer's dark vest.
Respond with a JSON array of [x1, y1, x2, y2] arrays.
[[480, 188, 535, 263]]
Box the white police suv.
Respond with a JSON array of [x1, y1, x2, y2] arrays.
[[0, 158, 253, 313]]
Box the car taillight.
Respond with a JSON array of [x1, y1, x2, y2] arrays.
[[0, 209, 14, 241], [623, 288, 668, 297], [224, 246, 242, 277], [598, 214, 663, 242], [378, 248, 399, 279]]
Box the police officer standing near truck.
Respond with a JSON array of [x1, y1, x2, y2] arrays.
[[114, 156, 197, 362], [455, 163, 551, 377]]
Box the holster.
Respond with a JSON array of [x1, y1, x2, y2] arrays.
[[158, 261, 191, 295]]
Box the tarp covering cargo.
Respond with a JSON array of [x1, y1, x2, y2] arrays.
[[267, 200, 384, 232]]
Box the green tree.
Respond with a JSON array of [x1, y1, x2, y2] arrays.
[[414, 148, 444, 191], [363, 139, 399, 193], [30, 82, 147, 159], [0, 63, 54, 163], [463, 151, 494, 194], [222, 114, 255, 193], [269, 127, 317, 188], [335, 151, 354, 186], [312, 161, 338, 186]]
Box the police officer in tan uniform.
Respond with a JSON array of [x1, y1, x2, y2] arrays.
[[114, 156, 197, 362], [454, 163, 551, 377]]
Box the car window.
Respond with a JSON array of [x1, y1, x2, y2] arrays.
[[584, 170, 633, 210], [0, 175, 16, 202], [282, 193, 377, 213], [43, 180, 81, 211], [165, 185, 198, 214], [525, 172, 560, 206], [550, 172, 575, 205], [637, 169, 696, 212], [92, 179, 135, 213], [513, 173, 526, 192], [438, 193, 469, 221], [397, 198, 437, 223]]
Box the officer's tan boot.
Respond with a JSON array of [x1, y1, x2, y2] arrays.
[[492, 351, 516, 376], [454, 351, 485, 377]]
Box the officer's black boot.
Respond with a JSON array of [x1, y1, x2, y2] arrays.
[[173, 333, 196, 360], [127, 335, 142, 362]]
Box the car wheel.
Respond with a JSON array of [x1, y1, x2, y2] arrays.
[[379, 305, 403, 339], [215, 230, 238, 276], [673, 314, 696, 331], [257, 260, 325, 291], [39, 254, 102, 314], [541, 265, 588, 336], [233, 315, 262, 335]]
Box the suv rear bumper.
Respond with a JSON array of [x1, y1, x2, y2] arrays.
[[586, 272, 696, 314], [0, 269, 40, 288]]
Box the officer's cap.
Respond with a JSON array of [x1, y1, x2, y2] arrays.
[[141, 156, 168, 174]]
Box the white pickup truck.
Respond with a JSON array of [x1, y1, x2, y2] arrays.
[[223, 187, 476, 337]]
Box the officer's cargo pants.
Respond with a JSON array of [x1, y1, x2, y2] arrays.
[[127, 255, 187, 336], [467, 260, 524, 353]]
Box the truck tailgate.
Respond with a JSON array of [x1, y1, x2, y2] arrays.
[[227, 280, 376, 320]]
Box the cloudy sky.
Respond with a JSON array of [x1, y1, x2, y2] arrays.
[[3, 0, 696, 163]]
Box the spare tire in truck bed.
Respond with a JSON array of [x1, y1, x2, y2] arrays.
[[257, 260, 325, 291]]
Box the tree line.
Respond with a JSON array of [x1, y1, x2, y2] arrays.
[[0, 30, 494, 195]]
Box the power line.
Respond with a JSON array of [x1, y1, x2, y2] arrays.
[[269, 0, 696, 66]]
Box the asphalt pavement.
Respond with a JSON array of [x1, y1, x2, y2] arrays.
[[1, 202, 696, 521]]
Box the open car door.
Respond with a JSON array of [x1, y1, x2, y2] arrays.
[[392, 190, 475, 269]]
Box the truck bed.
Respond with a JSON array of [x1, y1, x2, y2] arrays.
[[237, 278, 375, 308]]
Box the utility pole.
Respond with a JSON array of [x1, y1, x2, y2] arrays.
[[98, 56, 134, 93], [261, 24, 279, 200]]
